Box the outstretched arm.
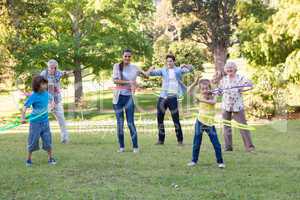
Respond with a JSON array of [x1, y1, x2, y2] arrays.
[[146, 66, 163, 77], [187, 76, 201, 95], [239, 79, 253, 93], [137, 66, 149, 79], [180, 64, 193, 74], [62, 70, 74, 76]]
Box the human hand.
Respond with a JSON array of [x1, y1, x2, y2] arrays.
[[148, 66, 155, 72], [21, 117, 26, 124], [49, 102, 55, 111]]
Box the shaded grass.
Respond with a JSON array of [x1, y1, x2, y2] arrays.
[[0, 120, 299, 199], [62, 90, 203, 121]]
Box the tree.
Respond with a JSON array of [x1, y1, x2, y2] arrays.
[[4, 0, 154, 105], [171, 0, 237, 74], [0, 2, 14, 89], [235, 0, 300, 118]]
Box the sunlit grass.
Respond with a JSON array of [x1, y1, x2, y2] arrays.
[[0, 120, 299, 199]]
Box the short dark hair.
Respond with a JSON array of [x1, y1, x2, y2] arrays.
[[122, 49, 132, 54], [166, 54, 176, 61], [32, 75, 48, 92]]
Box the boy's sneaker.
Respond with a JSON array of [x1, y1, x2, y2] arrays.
[[133, 148, 139, 153], [187, 161, 197, 167], [117, 148, 125, 153], [26, 159, 32, 167], [218, 163, 226, 169], [48, 158, 57, 165]]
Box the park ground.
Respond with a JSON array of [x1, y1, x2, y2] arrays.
[[0, 117, 299, 199], [0, 79, 300, 199]]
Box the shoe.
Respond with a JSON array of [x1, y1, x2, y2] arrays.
[[218, 163, 226, 168], [155, 141, 164, 145], [133, 148, 139, 153], [247, 146, 255, 152], [225, 147, 233, 151], [26, 159, 32, 167], [187, 161, 197, 167], [48, 158, 57, 165], [117, 148, 125, 153], [177, 141, 184, 146]]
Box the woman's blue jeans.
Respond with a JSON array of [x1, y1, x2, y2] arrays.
[[113, 95, 138, 148]]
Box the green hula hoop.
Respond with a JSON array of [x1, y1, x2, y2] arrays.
[[0, 110, 49, 132]]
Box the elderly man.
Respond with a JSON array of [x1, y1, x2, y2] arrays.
[[41, 59, 71, 144]]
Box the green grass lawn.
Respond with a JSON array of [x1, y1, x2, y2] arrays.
[[0, 120, 299, 199]]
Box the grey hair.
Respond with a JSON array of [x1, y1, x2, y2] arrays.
[[47, 59, 58, 67], [224, 61, 237, 70]]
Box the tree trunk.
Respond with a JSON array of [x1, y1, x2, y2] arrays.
[[74, 61, 83, 107], [69, 9, 83, 107], [213, 43, 227, 76], [74, 60, 83, 106]]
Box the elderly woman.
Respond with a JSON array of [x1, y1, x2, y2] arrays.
[[219, 61, 255, 152], [40, 59, 71, 144]]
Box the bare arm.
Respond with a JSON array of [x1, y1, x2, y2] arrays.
[[239, 78, 253, 93], [198, 96, 217, 105], [146, 66, 162, 77], [180, 64, 193, 72], [187, 79, 200, 95], [62, 70, 74, 76], [21, 107, 28, 123]]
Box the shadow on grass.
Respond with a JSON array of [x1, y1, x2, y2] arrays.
[[61, 90, 199, 121]]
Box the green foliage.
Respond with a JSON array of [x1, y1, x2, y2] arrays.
[[168, 41, 207, 71], [151, 39, 208, 86], [171, 0, 237, 71], [171, 0, 236, 49], [153, 38, 207, 69], [4, 0, 154, 101], [153, 34, 172, 66], [245, 64, 287, 118], [236, 0, 300, 118], [283, 49, 300, 83]]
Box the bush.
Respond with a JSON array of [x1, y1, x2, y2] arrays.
[[149, 37, 208, 88]]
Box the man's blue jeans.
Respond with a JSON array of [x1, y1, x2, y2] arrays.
[[192, 120, 223, 164], [113, 95, 138, 148]]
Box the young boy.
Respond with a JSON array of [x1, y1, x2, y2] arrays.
[[21, 75, 56, 166], [187, 77, 225, 168]]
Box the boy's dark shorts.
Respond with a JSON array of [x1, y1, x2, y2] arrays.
[[28, 121, 52, 152]]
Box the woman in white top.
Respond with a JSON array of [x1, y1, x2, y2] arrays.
[[112, 49, 147, 153]]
